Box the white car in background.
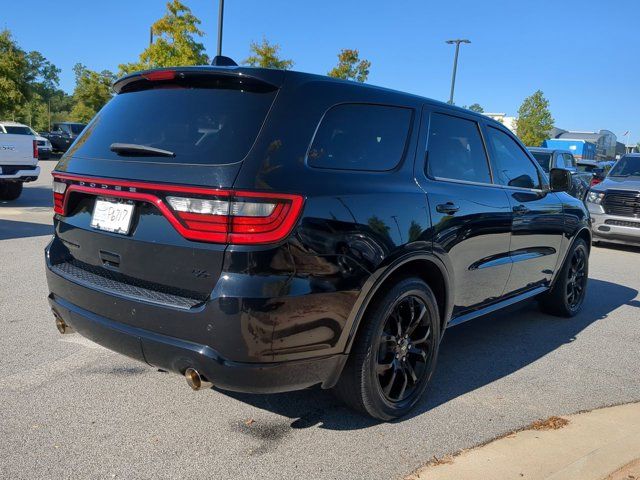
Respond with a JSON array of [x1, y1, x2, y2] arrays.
[[0, 126, 40, 201], [0, 121, 53, 159]]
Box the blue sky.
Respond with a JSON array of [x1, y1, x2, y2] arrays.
[[4, 0, 639, 143]]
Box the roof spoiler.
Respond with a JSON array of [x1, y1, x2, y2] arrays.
[[113, 66, 282, 93]]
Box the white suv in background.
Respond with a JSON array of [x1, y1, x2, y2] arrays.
[[0, 121, 53, 159]]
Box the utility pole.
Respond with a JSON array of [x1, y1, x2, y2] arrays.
[[216, 0, 224, 57], [149, 26, 154, 46], [446, 39, 470, 105]]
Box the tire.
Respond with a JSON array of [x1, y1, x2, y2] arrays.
[[539, 237, 589, 317], [0, 182, 23, 201], [334, 277, 441, 420]]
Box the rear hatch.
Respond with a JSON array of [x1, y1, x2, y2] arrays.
[[0, 133, 37, 167], [49, 67, 285, 309]]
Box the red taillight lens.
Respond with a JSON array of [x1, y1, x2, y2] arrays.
[[52, 181, 67, 214], [50, 173, 304, 245], [33, 139, 38, 159], [590, 177, 603, 187], [166, 191, 304, 244]]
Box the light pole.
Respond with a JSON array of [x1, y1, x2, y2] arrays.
[[446, 39, 470, 105]]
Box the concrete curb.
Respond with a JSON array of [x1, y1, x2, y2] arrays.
[[409, 402, 640, 480]]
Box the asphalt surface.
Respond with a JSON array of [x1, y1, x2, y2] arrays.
[[1, 160, 639, 480]]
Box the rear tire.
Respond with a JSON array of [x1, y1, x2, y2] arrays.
[[539, 238, 589, 317], [334, 277, 440, 420], [0, 182, 23, 201]]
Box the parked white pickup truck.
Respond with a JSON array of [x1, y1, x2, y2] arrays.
[[0, 132, 40, 200]]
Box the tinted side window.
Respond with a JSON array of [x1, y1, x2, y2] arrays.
[[486, 127, 541, 189], [307, 104, 412, 171], [555, 153, 565, 169], [426, 113, 491, 184], [564, 153, 576, 168]]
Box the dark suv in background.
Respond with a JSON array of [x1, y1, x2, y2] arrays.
[[43, 122, 87, 153], [529, 147, 592, 200], [45, 66, 591, 420]]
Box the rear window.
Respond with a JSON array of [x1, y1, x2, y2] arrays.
[[531, 152, 551, 172], [69, 79, 277, 165], [3, 126, 33, 135], [307, 104, 412, 171]]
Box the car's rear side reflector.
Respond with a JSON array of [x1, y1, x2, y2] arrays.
[[51, 173, 304, 245]]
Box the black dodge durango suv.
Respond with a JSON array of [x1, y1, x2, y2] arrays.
[[45, 66, 591, 420]]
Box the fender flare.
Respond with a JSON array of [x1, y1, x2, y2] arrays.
[[549, 226, 592, 289], [341, 252, 452, 354]]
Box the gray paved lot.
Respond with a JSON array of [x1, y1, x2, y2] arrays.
[[1, 161, 639, 480]]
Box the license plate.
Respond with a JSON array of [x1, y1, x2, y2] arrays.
[[91, 198, 135, 234]]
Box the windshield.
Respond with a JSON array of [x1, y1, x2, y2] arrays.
[[531, 152, 552, 172], [69, 124, 86, 134], [3, 126, 33, 135], [70, 79, 277, 165], [609, 157, 640, 177]]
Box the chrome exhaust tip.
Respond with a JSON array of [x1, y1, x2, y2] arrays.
[[54, 314, 74, 334], [185, 368, 212, 391]]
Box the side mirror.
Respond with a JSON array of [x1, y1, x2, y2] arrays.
[[549, 168, 572, 192]]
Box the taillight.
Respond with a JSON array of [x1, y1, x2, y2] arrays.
[[50, 173, 304, 245], [590, 177, 603, 187], [33, 139, 38, 159], [52, 181, 67, 214], [166, 191, 303, 244]]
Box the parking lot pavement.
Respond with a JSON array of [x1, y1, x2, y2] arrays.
[[1, 162, 639, 480]]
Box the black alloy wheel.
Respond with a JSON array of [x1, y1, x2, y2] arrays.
[[376, 294, 434, 403], [334, 277, 441, 420]]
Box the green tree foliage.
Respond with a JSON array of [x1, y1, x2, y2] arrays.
[[243, 37, 294, 70], [515, 90, 554, 146], [0, 29, 63, 129], [468, 103, 484, 113], [0, 29, 31, 117], [119, 0, 208, 75], [327, 49, 371, 82], [70, 64, 115, 123]]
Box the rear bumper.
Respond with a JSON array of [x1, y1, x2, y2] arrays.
[[0, 165, 40, 182], [589, 209, 640, 245], [48, 293, 346, 393]]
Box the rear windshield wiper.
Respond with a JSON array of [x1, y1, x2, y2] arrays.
[[110, 143, 175, 158]]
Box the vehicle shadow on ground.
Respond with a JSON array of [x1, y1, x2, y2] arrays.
[[0, 219, 52, 240], [0, 186, 53, 209], [223, 278, 638, 430], [594, 242, 640, 254]]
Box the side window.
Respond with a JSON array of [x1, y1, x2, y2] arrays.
[[486, 127, 541, 189], [555, 153, 565, 169], [307, 104, 412, 171], [564, 154, 576, 169], [426, 113, 491, 184]]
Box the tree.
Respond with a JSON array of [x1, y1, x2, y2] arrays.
[[0, 29, 30, 117], [70, 64, 115, 123], [327, 49, 371, 82], [243, 37, 294, 70], [119, 0, 208, 75], [468, 103, 484, 113], [515, 90, 554, 146]]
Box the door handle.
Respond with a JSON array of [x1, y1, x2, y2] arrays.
[[513, 204, 529, 215], [436, 202, 460, 214]]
